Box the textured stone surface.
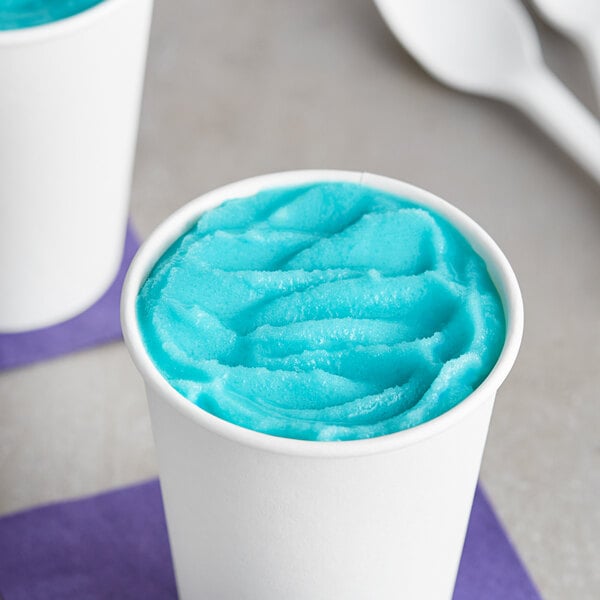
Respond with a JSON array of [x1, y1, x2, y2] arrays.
[[1, 1, 599, 598]]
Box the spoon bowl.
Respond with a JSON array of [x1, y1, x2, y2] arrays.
[[530, 0, 600, 37], [374, 0, 541, 98]]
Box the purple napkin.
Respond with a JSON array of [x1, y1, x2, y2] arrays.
[[0, 480, 541, 600], [0, 225, 139, 372], [455, 486, 541, 600]]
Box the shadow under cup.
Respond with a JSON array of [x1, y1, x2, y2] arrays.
[[121, 170, 524, 600]]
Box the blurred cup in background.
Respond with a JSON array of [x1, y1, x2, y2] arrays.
[[0, 0, 153, 332]]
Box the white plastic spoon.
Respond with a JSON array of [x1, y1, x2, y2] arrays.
[[373, 0, 600, 186], [530, 0, 600, 106]]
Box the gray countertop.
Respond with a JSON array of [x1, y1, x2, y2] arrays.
[[1, 1, 599, 598]]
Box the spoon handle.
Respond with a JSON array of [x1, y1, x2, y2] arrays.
[[580, 29, 600, 108], [508, 66, 600, 187]]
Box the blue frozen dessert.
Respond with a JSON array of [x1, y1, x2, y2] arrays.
[[137, 182, 505, 441], [0, 0, 104, 30]]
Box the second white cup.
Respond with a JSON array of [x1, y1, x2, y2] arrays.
[[0, 0, 153, 332]]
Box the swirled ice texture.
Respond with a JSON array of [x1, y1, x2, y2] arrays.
[[137, 182, 505, 441], [0, 0, 104, 30]]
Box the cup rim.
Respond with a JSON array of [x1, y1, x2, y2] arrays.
[[121, 170, 524, 458], [0, 0, 133, 45]]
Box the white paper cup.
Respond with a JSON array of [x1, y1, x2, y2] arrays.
[[121, 171, 524, 600], [0, 0, 153, 332]]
